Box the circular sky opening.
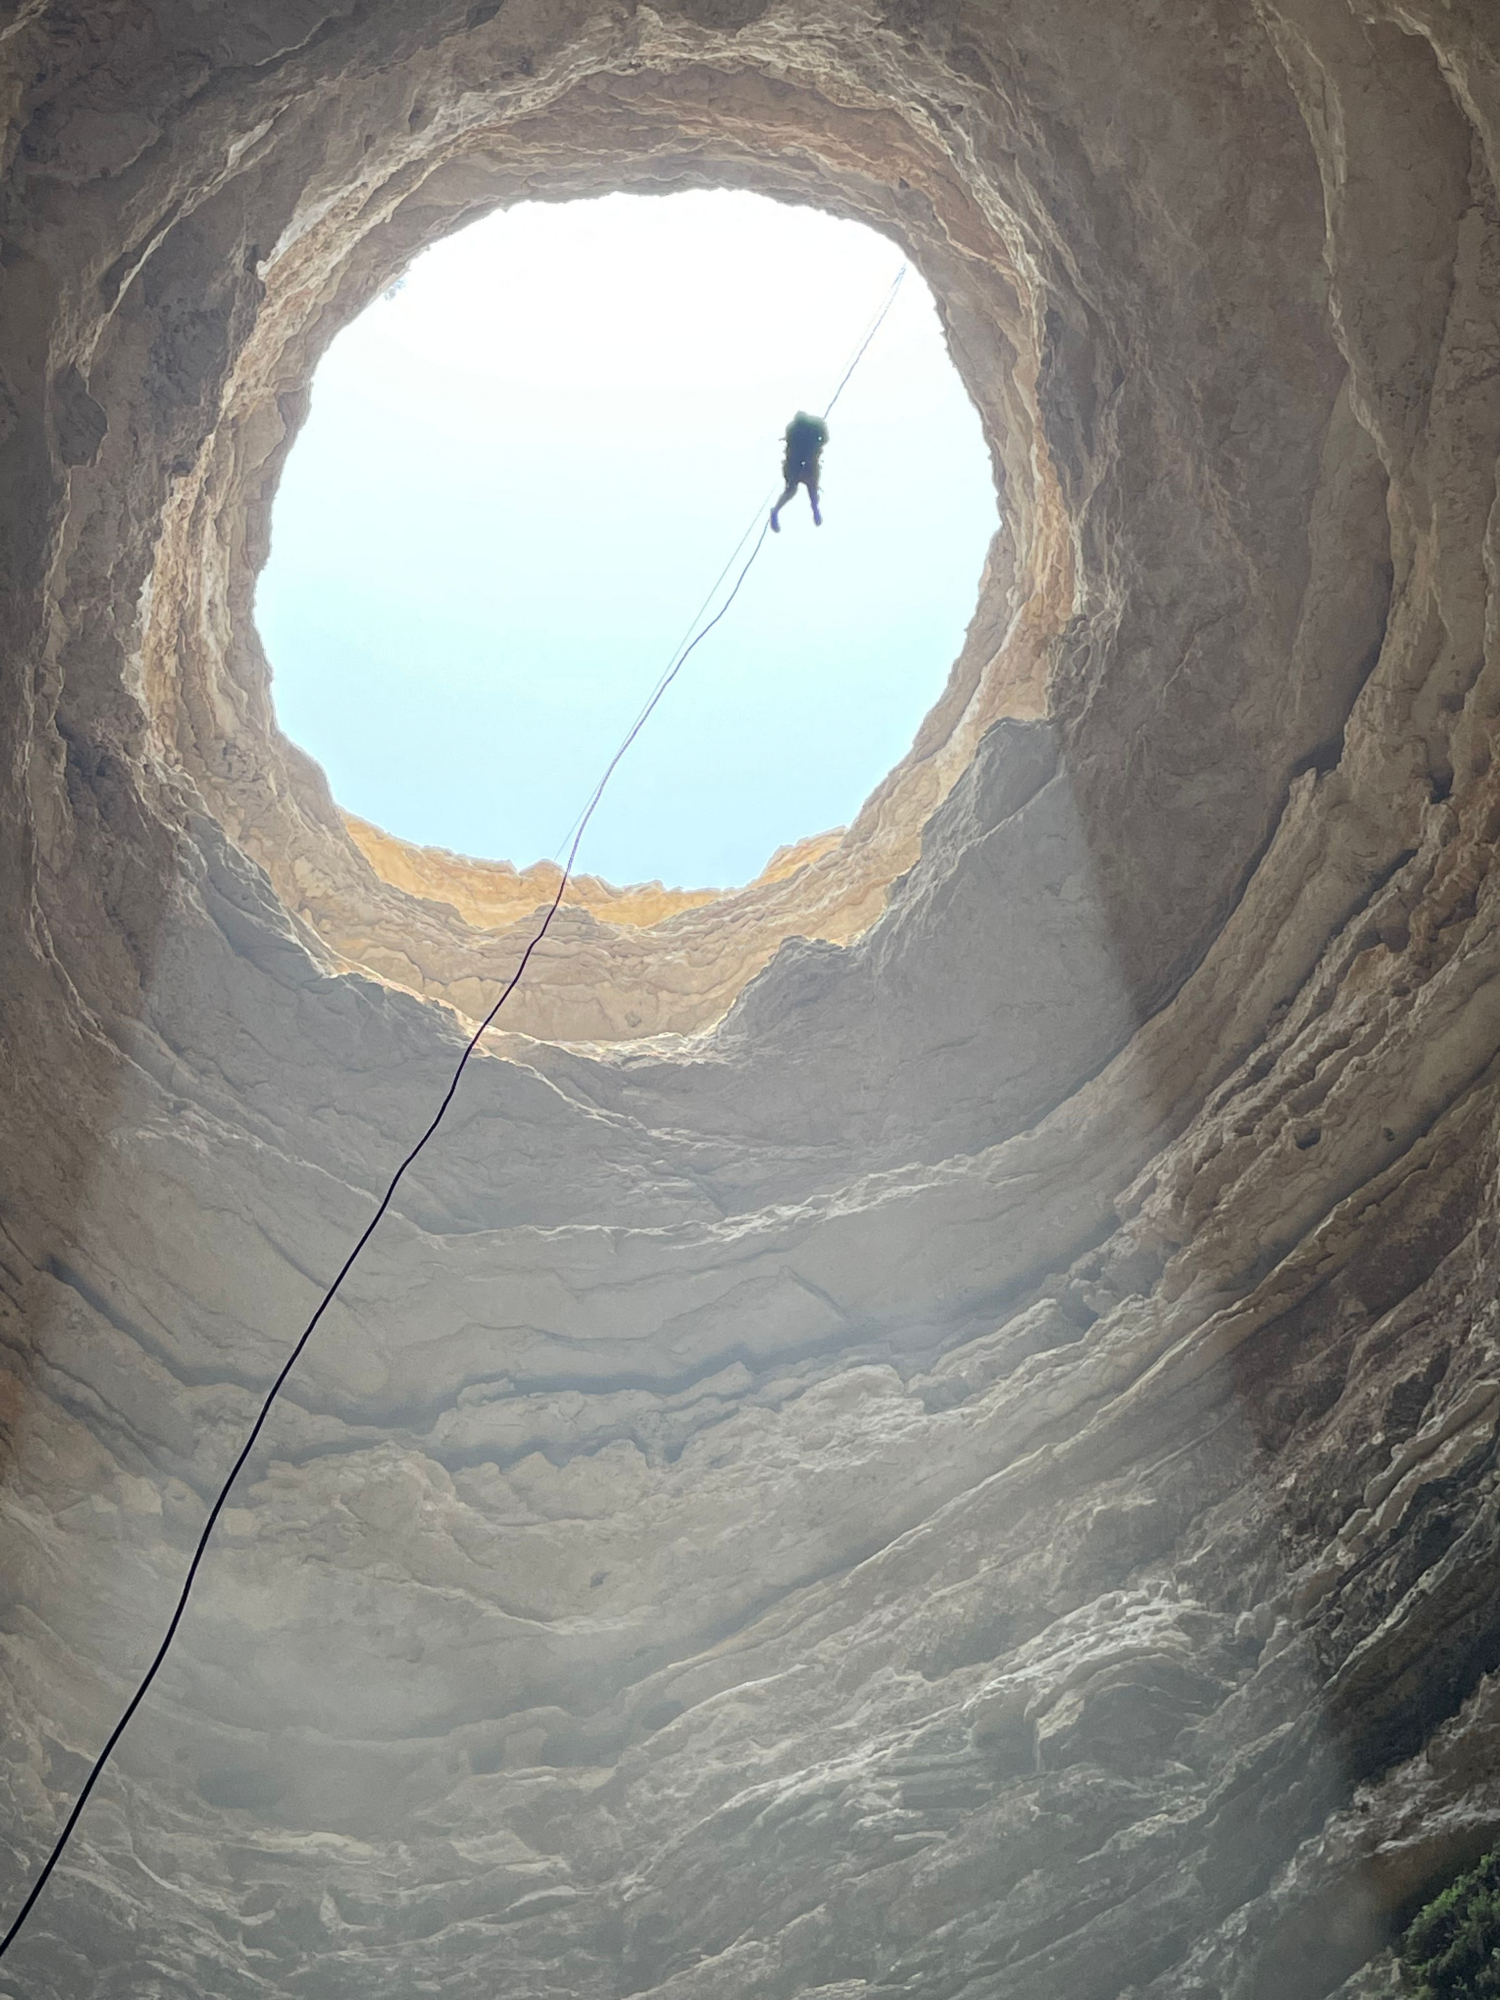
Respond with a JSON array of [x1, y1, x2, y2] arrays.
[[256, 190, 999, 892]]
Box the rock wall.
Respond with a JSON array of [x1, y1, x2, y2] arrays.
[[1, 2, 1499, 1996]]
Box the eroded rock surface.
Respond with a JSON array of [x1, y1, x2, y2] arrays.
[[1, 2, 1499, 1996]]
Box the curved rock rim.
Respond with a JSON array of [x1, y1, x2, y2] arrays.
[[135, 50, 1058, 1045]]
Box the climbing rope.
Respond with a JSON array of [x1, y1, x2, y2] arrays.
[[824, 261, 907, 417], [0, 255, 911, 1961], [549, 260, 907, 865]]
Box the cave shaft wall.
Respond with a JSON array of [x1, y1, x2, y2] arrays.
[[0, 2, 1499, 1996]]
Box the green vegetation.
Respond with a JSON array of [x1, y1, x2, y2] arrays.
[[1402, 1851, 1500, 1998]]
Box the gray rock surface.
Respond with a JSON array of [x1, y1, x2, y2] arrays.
[[1, 0, 1499, 1995]]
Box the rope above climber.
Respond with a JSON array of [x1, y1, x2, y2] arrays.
[[0, 260, 912, 1975], [770, 411, 829, 532]]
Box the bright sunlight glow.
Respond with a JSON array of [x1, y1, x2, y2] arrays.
[[256, 190, 998, 890]]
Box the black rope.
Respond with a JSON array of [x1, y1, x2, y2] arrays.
[[0, 255, 910, 1963], [0, 533, 771, 1963], [823, 263, 907, 418], [541, 265, 907, 868], [548, 494, 774, 864]]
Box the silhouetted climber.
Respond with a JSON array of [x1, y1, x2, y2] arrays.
[[770, 411, 828, 532]]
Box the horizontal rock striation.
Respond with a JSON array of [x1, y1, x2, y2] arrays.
[[1, 1, 1499, 1996]]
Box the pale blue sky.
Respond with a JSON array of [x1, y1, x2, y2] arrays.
[[256, 191, 998, 890]]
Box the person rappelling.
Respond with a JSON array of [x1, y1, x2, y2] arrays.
[[770, 410, 829, 532]]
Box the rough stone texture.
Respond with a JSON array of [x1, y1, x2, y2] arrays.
[[1, 2, 1499, 1996]]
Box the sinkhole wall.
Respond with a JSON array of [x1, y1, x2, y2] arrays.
[[0, 3, 1499, 1996]]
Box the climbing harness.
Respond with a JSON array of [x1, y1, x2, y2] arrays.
[[0, 256, 911, 1961]]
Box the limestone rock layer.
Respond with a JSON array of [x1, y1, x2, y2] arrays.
[[1, 2, 1499, 1996]]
